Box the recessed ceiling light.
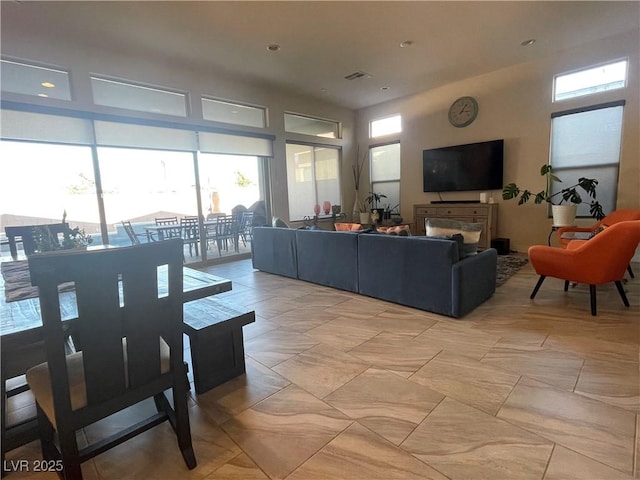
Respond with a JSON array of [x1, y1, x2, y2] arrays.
[[266, 44, 281, 52], [400, 40, 414, 48], [521, 39, 536, 47], [41, 81, 55, 88], [37, 93, 49, 97], [380, 86, 390, 91]]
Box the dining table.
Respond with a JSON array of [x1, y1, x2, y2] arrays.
[[0, 255, 233, 455]]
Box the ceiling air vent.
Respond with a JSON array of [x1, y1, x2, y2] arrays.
[[344, 71, 371, 81]]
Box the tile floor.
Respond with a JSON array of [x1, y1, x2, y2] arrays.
[[5, 258, 639, 479]]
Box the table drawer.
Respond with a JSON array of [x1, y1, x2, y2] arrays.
[[415, 207, 437, 215], [436, 207, 487, 217]]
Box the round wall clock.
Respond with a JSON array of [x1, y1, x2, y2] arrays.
[[448, 96, 479, 128]]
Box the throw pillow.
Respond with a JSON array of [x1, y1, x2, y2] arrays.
[[426, 218, 483, 257], [426, 233, 465, 259], [376, 225, 411, 236]]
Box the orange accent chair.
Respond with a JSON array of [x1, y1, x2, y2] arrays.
[[529, 220, 640, 315], [556, 209, 640, 278]]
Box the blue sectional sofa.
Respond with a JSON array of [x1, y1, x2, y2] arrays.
[[251, 227, 497, 318]]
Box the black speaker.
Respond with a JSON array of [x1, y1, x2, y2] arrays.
[[491, 238, 510, 255]]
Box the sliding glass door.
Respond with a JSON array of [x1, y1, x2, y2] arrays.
[[0, 140, 99, 256]]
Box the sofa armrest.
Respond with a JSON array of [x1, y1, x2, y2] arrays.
[[451, 249, 497, 318], [251, 227, 298, 278]]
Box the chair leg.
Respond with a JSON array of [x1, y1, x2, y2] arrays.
[[615, 281, 630, 307], [530, 275, 546, 299], [589, 285, 597, 316], [627, 264, 635, 279], [563, 280, 569, 292]]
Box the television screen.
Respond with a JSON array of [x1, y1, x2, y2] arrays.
[[423, 139, 504, 192]]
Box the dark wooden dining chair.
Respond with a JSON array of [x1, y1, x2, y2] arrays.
[[4, 223, 68, 260], [25, 239, 196, 479]]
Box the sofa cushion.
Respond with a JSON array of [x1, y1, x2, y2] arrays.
[[425, 233, 464, 260], [426, 218, 482, 257], [358, 235, 458, 315], [251, 227, 298, 278], [295, 229, 359, 292]]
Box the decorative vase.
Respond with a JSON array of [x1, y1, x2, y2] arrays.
[[323, 201, 331, 215], [352, 192, 361, 222], [359, 212, 370, 224], [313, 204, 321, 216], [211, 191, 221, 213], [551, 204, 577, 226]]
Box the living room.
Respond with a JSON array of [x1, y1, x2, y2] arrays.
[[1, 2, 639, 479]]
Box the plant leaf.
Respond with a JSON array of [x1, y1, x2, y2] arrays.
[[502, 183, 519, 199]]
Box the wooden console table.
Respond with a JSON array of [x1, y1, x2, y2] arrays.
[[413, 203, 498, 250]]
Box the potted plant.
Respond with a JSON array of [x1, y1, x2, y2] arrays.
[[32, 211, 93, 253], [365, 191, 387, 224], [502, 164, 605, 225]]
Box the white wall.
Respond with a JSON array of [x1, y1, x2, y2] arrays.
[[355, 29, 639, 252]]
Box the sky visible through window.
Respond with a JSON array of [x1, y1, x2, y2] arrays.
[[554, 60, 627, 101]]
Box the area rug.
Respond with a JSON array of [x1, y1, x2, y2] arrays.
[[496, 255, 528, 287]]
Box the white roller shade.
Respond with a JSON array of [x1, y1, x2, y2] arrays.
[[199, 131, 273, 157], [94, 120, 197, 151], [1, 109, 93, 144]]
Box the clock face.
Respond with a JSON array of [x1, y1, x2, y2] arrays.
[[448, 96, 478, 128]]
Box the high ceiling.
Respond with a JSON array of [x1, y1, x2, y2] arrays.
[[2, 1, 638, 110]]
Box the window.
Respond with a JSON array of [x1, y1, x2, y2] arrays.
[[1, 59, 72, 100], [553, 60, 628, 102], [286, 143, 340, 220], [91, 76, 188, 116], [370, 142, 400, 213], [550, 101, 624, 217], [370, 114, 401, 138], [0, 140, 99, 239], [202, 97, 267, 128], [284, 113, 340, 138]]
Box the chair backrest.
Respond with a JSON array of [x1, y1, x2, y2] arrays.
[[155, 216, 178, 226], [5, 223, 68, 260], [155, 216, 181, 238], [121, 220, 140, 245], [602, 209, 640, 227], [180, 216, 199, 240], [569, 220, 640, 283], [217, 215, 240, 236], [240, 211, 254, 230], [28, 239, 184, 423]]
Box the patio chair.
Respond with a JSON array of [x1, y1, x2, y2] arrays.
[[25, 239, 196, 479], [121, 220, 146, 246], [180, 216, 200, 257], [154, 216, 181, 239], [207, 215, 240, 256], [239, 211, 254, 246]]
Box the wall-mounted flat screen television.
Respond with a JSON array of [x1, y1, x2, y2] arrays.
[[423, 139, 504, 192]]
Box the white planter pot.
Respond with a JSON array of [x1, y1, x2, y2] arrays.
[[551, 204, 577, 226], [359, 212, 370, 224]]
